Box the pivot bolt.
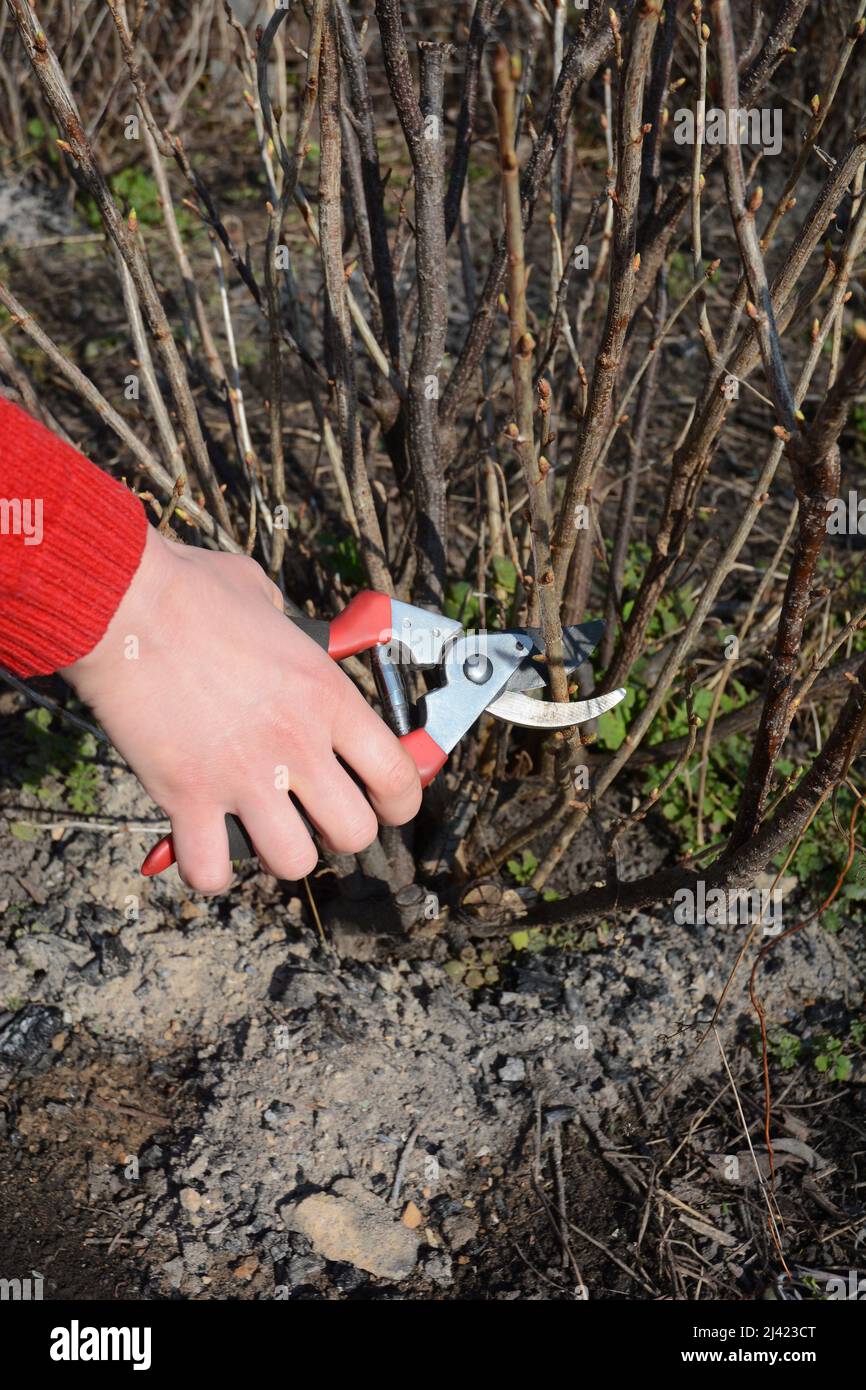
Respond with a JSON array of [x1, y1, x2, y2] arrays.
[[463, 654, 493, 684]]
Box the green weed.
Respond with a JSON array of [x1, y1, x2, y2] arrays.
[[3, 706, 101, 816]]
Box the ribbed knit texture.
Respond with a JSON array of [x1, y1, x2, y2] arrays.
[[0, 399, 147, 676]]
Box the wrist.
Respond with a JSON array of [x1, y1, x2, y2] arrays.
[[61, 525, 173, 691]]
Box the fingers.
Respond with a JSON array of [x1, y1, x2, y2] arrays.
[[171, 808, 234, 895], [264, 577, 285, 610], [331, 691, 422, 826], [291, 757, 379, 854], [236, 795, 319, 882]]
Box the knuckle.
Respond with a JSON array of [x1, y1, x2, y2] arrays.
[[228, 553, 267, 590], [235, 553, 261, 576], [181, 864, 231, 895], [278, 844, 319, 881], [380, 749, 421, 802], [332, 809, 378, 855]]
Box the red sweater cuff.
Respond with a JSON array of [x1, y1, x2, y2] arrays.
[[0, 400, 148, 676]]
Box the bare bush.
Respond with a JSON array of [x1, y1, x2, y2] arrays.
[[2, 0, 866, 955]]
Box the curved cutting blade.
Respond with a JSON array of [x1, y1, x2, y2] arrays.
[[486, 686, 627, 729]]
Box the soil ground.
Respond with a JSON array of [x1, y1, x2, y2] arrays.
[[2, 700, 865, 1302]]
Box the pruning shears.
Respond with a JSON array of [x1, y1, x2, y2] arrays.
[[140, 589, 626, 877]]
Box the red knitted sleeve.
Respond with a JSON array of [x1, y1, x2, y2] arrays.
[[0, 399, 148, 676]]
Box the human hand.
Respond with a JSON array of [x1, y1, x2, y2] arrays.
[[62, 527, 421, 892]]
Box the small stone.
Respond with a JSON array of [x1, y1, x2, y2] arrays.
[[287, 1253, 323, 1286], [442, 1212, 479, 1250], [179, 1187, 202, 1214], [232, 1255, 259, 1280], [423, 1251, 453, 1287], [282, 1178, 420, 1281], [402, 1200, 423, 1229], [162, 1257, 186, 1289], [87, 932, 133, 979], [0, 1004, 65, 1065], [498, 1056, 526, 1083]]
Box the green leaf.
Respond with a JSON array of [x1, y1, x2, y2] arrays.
[[443, 580, 481, 627], [25, 706, 52, 732], [491, 555, 518, 595], [66, 762, 100, 814], [318, 531, 364, 586], [599, 702, 627, 750], [507, 849, 539, 885], [10, 823, 38, 842], [835, 1054, 853, 1082]]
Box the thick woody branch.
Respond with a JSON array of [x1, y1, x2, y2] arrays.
[[375, 1, 450, 606], [443, 0, 498, 243], [318, 11, 392, 594], [729, 322, 866, 846], [336, 1, 402, 372], [552, 0, 662, 591], [492, 44, 568, 703], [408, 41, 451, 608]]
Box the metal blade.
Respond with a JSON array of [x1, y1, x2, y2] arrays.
[[486, 686, 626, 729], [504, 620, 604, 694]]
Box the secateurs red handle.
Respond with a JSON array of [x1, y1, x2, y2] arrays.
[[140, 592, 449, 878]]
